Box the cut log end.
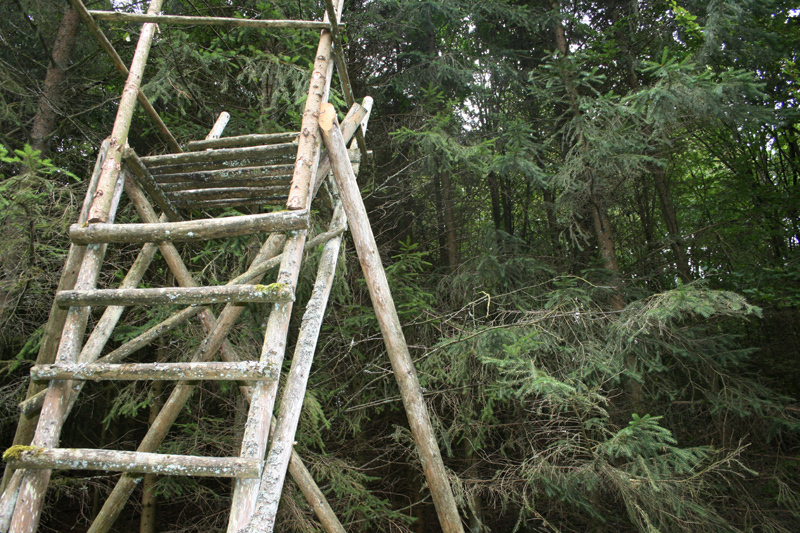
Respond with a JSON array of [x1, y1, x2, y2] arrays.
[[318, 103, 337, 132]]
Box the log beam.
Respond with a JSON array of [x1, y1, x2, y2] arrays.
[[319, 103, 465, 533], [6, 449, 261, 479], [30, 362, 277, 382]]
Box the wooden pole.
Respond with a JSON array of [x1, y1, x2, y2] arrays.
[[319, 103, 465, 533], [88, 11, 342, 30], [86, 0, 165, 224], [245, 206, 346, 533], [7, 165, 126, 533], [69, 209, 308, 244], [187, 132, 298, 151], [7, 449, 261, 479], [0, 140, 108, 493], [68, 0, 181, 152], [206, 112, 231, 141], [122, 148, 181, 221], [285, 0, 343, 210], [30, 362, 277, 382]]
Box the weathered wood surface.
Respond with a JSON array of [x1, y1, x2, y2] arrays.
[[155, 164, 293, 187], [312, 99, 372, 198], [86, 0, 164, 224], [145, 157, 294, 176], [86, 182, 287, 533], [69, 209, 308, 244], [169, 197, 288, 210], [7, 449, 261, 479], [141, 143, 297, 168], [30, 361, 276, 382], [227, 232, 307, 533], [1, 140, 108, 494], [55, 283, 294, 308], [167, 185, 287, 202], [7, 154, 126, 533], [285, 0, 340, 210], [88, 11, 341, 30], [319, 103, 465, 533], [206, 112, 230, 141], [67, 0, 181, 152], [246, 207, 346, 533], [122, 148, 181, 221], [188, 132, 298, 151]]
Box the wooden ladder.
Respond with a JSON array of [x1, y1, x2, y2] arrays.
[[0, 2, 464, 533]]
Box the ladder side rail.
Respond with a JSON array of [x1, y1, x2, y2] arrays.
[[245, 203, 346, 533], [86, 0, 165, 224], [246, 97, 371, 533], [0, 140, 109, 494], [285, 0, 343, 210], [7, 171, 127, 533], [228, 97, 363, 533], [68, 0, 181, 153], [319, 104, 466, 533], [227, 231, 307, 532]]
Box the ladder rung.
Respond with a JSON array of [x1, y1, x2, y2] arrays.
[[30, 361, 276, 382], [55, 284, 294, 308], [141, 143, 297, 169], [5, 448, 261, 478], [87, 11, 341, 31], [69, 209, 308, 244], [186, 132, 299, 151]]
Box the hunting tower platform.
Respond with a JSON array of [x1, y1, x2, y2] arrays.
[[0, 2, 464, 532]]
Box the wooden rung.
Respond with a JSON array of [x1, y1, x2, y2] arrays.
[[30, 361, 277, 381], [69, 209, 308, 244], [155, 164, 294, 186], [55, 284, 294, 308], [87, 11, 342, 31], [166, 186, 288, 203], [187, 132, 299, 151], [141, 143, 297, 169], [5, 448, 261, 478]]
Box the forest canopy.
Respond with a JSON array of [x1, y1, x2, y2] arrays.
[[1, 0, 798, 532]]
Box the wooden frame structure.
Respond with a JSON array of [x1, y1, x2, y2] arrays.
[[0, 2, 465, 533]]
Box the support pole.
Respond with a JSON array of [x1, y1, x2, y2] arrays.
[[319, 103, 465, 533]]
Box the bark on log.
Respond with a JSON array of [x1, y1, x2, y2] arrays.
[[141, 144, 297, 168], [188, 133, 299, 151], [69, 209, 308, 244], [285, 0, 339, 210], [86, 0, 165, 224], [55, 283, 294, 308], [30, 362, 277, 382], [88, 11, 341, 30], [167, 186, 288, 202], [205, 112, 231, 141], [245, 206, 346, 533], [319, 103, 465, 533], [6, 449, 261, 479], [155, 164, 293, 185]]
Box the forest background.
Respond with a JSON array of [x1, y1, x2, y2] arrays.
[[0, 0, 799, 532]]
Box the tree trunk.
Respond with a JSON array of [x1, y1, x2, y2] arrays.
[[652, 166, 692, 283], [441, 171, 458, 269], [433, 173, 449, 267], [487, 172, 503, 232], [29, 6, 81, 156], [591, 200, 625, 312]]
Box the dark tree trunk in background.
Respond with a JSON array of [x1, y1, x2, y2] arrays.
[[30, 6, 80, 156], [441, 171, 458, 269]]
